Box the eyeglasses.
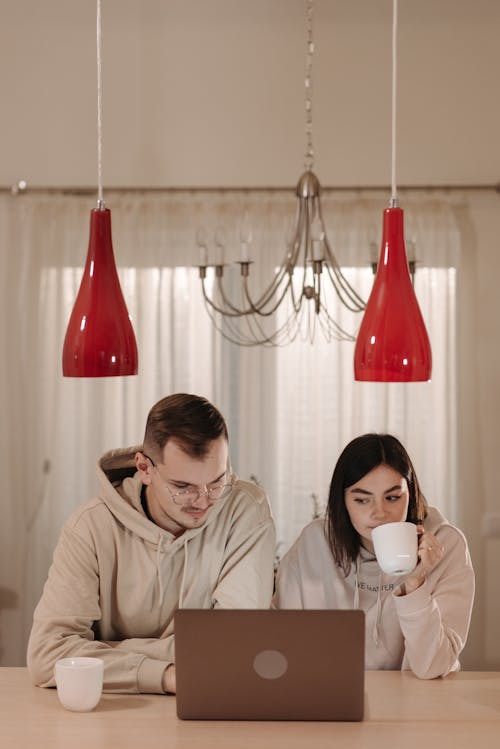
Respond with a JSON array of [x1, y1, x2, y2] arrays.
[[142, 453, 235, 506]]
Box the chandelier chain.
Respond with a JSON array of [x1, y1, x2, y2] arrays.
[[304, 0, 314, 172]]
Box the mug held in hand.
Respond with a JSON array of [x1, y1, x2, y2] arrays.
[[371, 521, 418, 575]]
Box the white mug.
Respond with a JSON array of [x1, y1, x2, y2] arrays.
[[371, 521, 418, 575], [55, 657, 104, 712]]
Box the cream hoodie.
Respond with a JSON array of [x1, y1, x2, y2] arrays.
[[27, 447, 276, 693], [273, 506, 474, 679]]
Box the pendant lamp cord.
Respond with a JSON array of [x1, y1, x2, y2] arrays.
[[96, 0, 105, 210], [390, 0, 398, 208]]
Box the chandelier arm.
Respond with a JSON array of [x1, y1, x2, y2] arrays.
[[241, 265, 292, 311], [246, 296, 313, 346], [245, 202, 306, 308], [288, 277, 304, 314], [256, 302, 306, 344], [322, 237, 366, 310], [201, 277, 249, 318], [209, 260, 296, 317], [201, 274, 277, 319], [225, 305, 299, 347], [324, 265, 365, 313], [318, 301, 356, 341], [240, 274, 294, 316], [215, 274, 254, 315], [319, 308, 346, 342], [288, 228, 313, 315], [203, 288, 306, 347], [329, 264, 366, 309], [315, 197, 366, 309], [243, 312, 285, 345], [323, 261, 366, 312], [202, 267, 300, 320], [317, 308, 332, 342], [247, 199, 304, 310], [272, 305, 305, 345], [289, 200, 307, 266], [202, 298, 268, 346]]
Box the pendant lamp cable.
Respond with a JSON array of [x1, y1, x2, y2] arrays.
[[96, 0, 104, 209], [390, 0, 398, 208]]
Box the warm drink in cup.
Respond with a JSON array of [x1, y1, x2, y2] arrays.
[[371, 521, 418, 575], [55, 657, 104, 712]]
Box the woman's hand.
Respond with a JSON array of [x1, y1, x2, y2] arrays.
[[400, 526, 444, 595]]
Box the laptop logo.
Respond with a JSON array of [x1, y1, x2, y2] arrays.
[[253, 649, 288, 680]]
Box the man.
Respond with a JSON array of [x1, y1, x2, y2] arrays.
[[27, 393, 276, 694]]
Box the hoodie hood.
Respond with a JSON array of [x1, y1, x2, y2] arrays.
[[420, 504, 450, 535], [97, 445, 235, 609], [97, 445, 229, 546]]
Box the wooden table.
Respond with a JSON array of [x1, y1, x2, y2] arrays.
[[1, 668, 499, 748]]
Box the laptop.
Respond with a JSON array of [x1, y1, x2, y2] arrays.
[[174, 609, 365, 721]]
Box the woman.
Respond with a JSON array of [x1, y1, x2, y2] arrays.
[[273, 434, 475, 679]]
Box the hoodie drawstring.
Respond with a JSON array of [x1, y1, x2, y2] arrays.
[[156, 533, 165, 607], [155, 534, 189, 612], [353, 558, 360, 610], [373, 572, 383, 648], [179, 538, 189, 608], [353, 558, 384, 649]]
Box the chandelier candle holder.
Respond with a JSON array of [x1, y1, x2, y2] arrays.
[[62, 0, 138, 377], [354, 0, 431, 382], [197, 0, 365, 347]]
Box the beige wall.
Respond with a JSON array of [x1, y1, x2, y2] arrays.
[[1, 0, 499, 669], [2, 0, 500, 188]]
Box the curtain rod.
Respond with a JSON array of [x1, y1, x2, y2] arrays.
[[3, 182, 500, 196]]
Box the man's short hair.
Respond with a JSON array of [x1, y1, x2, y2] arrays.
[[142, 393, 228, 462]]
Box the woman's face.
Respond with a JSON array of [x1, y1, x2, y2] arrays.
[[344, 463, 409, 553]]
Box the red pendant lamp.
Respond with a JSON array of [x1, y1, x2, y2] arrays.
[[354, 0, 431, 382], [62, 205, 138, 377], [354, 207, 431, 381], [62, 0, 138, 377]]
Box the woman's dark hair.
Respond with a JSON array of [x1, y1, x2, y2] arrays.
[[143, 393, 228, 462], [327, 433, 427, 576]]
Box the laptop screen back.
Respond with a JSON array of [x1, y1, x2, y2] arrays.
[[175, 609, 365, 721]]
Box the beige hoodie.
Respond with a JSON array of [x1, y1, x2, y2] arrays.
[[273, 506, 474, 679], [27, 447, 276, 693]]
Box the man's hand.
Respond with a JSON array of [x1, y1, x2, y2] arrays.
[[162, 664, 176, 694]]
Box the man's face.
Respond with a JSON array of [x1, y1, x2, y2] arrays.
[[136, 436, 229, 536]]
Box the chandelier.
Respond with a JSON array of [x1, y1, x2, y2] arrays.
[[197, 0, 365, 346]]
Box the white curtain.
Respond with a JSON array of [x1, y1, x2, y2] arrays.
[[0, 189, 459, 665]]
